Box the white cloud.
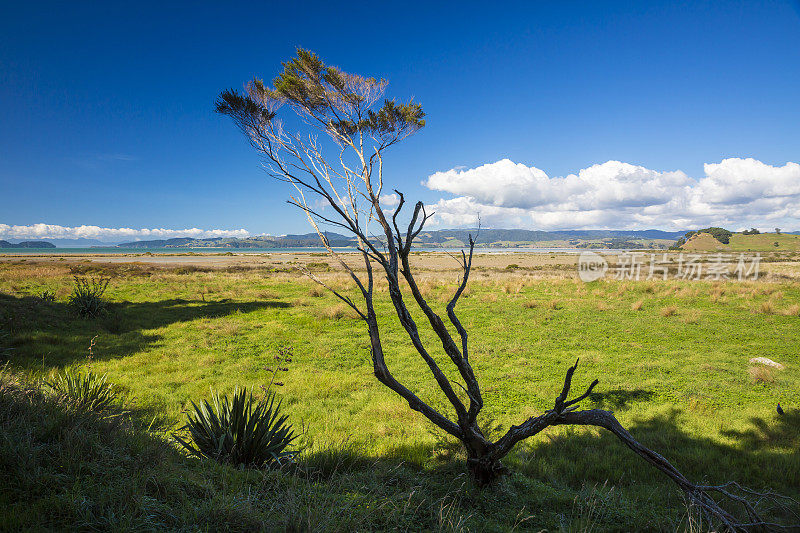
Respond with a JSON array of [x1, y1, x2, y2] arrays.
[[0, 224, 250, 242], [424, 157, 800, 231], [698, 158, 800, 204], [379, 193, 401, 207]]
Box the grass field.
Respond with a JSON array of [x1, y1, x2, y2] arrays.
[[1, 255, 798, 531]]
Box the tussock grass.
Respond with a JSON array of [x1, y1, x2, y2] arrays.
[[748, 366, 776, 384], [1, 259, 799, 529], [660, 305, 678, 317], [631, 300, 644, 311], [308, 286, 325, 297], [783, 304, 800, 316], [681, 309, 701, 325], [759, 301, 776, 314], [313, 303, 358, 320]]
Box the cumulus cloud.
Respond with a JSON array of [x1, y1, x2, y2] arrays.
[[0, 224, 250, 242], [423, 157, 800, 231], [379, 193, 401, 207]]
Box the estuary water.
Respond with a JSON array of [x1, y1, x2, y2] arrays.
[[0, 246, 592, 255]]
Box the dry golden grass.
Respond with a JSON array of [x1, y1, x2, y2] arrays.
[[195, 319, 242, 336], [308, 286, 325, 297], [709, 285, 726, 303], [502, 279, 525, 294], [783, 304, 800, 316], [596, 301, 610, 311], [314, 303, 358, 320], [681, 309, 701, 324], [523, 300, 537, 309], [748, 366, 775, 384], [677, 286, 698, 299], [631, 300, 643, 311], [758, 301, 775, 314], [660, 305, 677, 317], [257, 290, 278, 300]]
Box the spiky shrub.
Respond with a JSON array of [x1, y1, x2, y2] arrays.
[[69, 276, 109, 318], [48, 369, 119, 411], [174, 387, 296, 467], [38, 289, 56, 302]]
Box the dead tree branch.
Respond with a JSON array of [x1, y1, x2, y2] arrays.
[[217, 48, 798, 531]]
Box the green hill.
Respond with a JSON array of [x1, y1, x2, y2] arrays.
[[681, 232, 800, 252]]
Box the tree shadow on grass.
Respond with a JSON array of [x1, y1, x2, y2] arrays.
[[5, 359, 797, 531], [296, 408, 800, 529], [0, 292, 289, 369], [587, 389, 656, 410], [722, 408, 800, 452]]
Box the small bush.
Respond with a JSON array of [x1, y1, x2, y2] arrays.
[[175, 387, 297, 468], [48, 369, 119, 411], [505, 264, 519, 270], [69, 276, 110, 317]]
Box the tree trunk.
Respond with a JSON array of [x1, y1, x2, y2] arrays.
[[466, 451, 506, 487]]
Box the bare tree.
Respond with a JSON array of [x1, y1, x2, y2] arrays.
[[217, 49, 797, 531]]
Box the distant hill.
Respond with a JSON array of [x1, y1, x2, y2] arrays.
[[45, 238, 122, 247], [0, 240, 56, 248], [115, 233, 356, 249], [115, 229, 686, 249], [681, 232, 800, 252]]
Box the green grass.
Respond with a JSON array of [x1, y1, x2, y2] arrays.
[[727, 232, 800, 251], [1, 261, 798, 530]]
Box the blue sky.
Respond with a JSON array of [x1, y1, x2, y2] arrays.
[[2, 1, 799, 241]]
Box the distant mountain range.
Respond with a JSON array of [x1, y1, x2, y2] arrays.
[[113, 229, 687, 249], [0, 240, 56, 248], [3, 228, 797, 250]]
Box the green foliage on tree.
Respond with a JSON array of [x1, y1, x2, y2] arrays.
[[682, 227, 732, 244]]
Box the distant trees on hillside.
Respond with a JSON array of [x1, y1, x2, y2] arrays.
[[670, 227, 732, 249]]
